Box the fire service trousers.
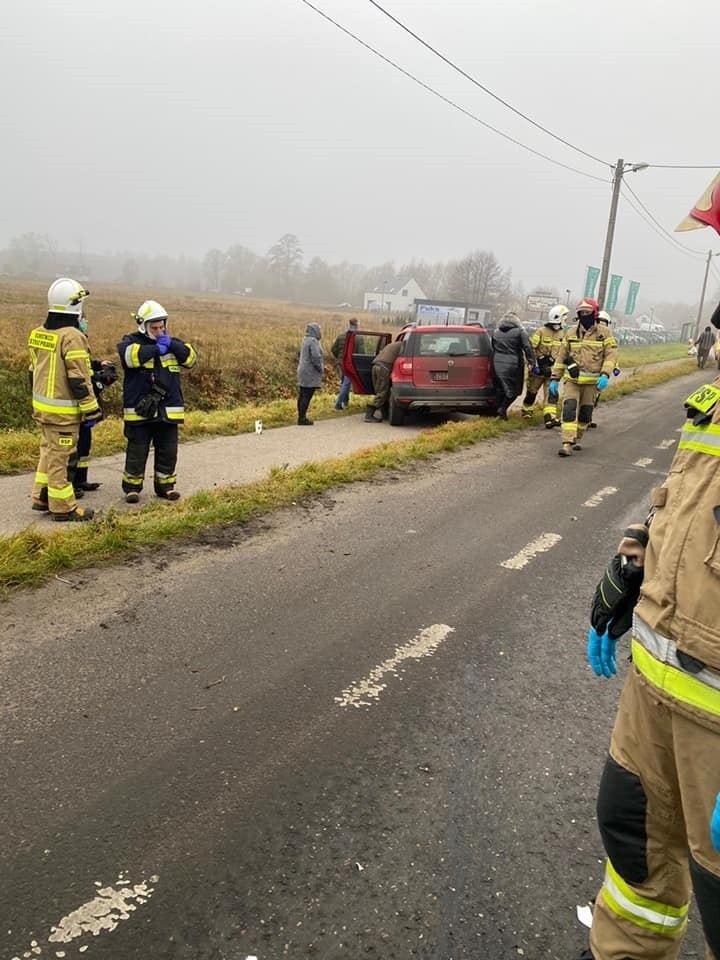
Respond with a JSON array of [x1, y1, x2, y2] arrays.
[[122, 421, 179, 496], [590, 666, 720, 960], [560, 380, 596, 445], [33, 423, 80, 515]]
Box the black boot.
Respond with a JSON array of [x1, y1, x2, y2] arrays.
[[364, 404, 380, 422]]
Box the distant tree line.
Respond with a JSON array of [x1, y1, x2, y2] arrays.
[[3, 230, 711, 323]]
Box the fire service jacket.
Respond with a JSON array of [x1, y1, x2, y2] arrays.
[[529, 323, 565, 376], [118, 331, 198, 424], [29, 314, 99, 426], [552, 321, 618, 384]]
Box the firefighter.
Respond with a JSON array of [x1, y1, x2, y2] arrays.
[[117, 300, 198, 503], [549, 298, 618, 457], [521, 304, 567, 426], [28, 278, 100, 521], [580, 311, 720, 960], [586, 310, 620, 430]]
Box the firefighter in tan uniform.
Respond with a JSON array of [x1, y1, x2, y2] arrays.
[[28, 278, 100, 521], [521, 304, 567, 427], [549, 298, 618, 457], [580, 338, 720, 959]]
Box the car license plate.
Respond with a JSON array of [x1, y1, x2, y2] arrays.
[[431, 371, 449, 381]]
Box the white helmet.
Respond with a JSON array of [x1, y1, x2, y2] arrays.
[[547, 304, 569, 327], [598, 310, 612, 325], [47, 277, 89, 315], [133, 299, 168, 335]]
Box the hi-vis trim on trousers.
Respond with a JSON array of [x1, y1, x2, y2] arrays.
[[678, 421, 720, 456], [632, 616, 720, 716], [601, 858, 689, 937]]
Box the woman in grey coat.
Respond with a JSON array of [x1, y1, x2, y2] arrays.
[[296, 322, 324, 425]]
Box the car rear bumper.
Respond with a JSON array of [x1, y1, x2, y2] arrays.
[[393, 384, 496, 410]]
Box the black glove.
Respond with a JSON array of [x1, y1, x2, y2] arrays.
[[590, 553, 644, 640]]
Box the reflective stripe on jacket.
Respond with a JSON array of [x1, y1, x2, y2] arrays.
[[117, 331, 197, 423], [551, 321, 618, 382], [29, 323, 99, 426], [635, 375, 720, 671]]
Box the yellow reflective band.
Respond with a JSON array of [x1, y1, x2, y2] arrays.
[[34, 471, 49, 484], [684, 383, 720, 414], [679, 422, 720, 457], [48, 483, 75, 500], [631, 639, 720, 715], [65, 349, 90, 362], [601, 859, 688, 937]]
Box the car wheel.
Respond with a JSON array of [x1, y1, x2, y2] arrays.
[[388, 389, 405, 426]]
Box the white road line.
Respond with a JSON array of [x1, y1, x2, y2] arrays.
[[633, 458, 653, 468], [583, 486, 619, 508], [335, 624, 455, 709], [500, 533, 562, 570], [656, 439, 676, 449]]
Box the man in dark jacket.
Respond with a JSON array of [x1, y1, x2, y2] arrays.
[[117, 299, 197, 503], [330, 317, 358, 409], [491, 313, 536, 419], [695, 325, 716, 369]]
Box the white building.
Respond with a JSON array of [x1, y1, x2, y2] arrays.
[[363, 277, 427, 313]]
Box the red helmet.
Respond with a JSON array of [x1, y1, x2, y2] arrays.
[[576, 298, 599, 316]]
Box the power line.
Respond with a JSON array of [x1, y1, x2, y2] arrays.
[[619, 186, 706, 261], [622, 181, 708, 256], [365, 0, 610, 168], [299, 0, 609, 183], [646, 164, 719, 170]]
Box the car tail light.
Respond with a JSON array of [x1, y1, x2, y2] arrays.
[[398, 359, 413, 375]]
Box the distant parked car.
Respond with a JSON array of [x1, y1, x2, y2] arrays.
[[342, 323, 497, 425]]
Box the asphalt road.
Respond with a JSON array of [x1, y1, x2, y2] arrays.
[[1, 370, 710, 960]]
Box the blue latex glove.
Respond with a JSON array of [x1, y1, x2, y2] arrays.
[[597, 373, 610, 391], [156, 333, 171, 356], [530, 365, 541, 376], [83, 417, 100, 429], [613, 367, 621, 377], [587, 625, 617, 678], [548, 380, 559, 401], [712, 793, 720, 852]]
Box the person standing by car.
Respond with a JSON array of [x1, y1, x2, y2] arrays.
[[491, 312, 536, 420], [117, 299, 197, 502], [330, 317, 358, 410], [521, 304, 567, 427], [549, 298, 617, 457], [578, 310, 720, 960], [29, 278, 100, 522], [364, 338, 403, 422], [296, 322, 324, 425]]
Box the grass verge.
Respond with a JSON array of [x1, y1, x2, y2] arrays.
[[0, 358, 699, 596]]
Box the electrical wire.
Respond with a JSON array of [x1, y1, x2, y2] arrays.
[[299, 0, 610, 183], [619, 186, 706, 261], [646, 164, 719, 170], [365, 0, 610, 168], [622, 181, 708, 256]]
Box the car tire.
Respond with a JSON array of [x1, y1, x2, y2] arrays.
[[388, 389, 405, 426]]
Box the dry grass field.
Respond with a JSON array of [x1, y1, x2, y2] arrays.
[[0, 281, 390, 426]]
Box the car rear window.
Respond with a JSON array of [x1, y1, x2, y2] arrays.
[[410, 331, 491, 357]]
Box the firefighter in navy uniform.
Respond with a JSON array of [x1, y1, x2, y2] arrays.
[[29, 278, 100, 521], [549, 298, 618, 457], [117, 300, 197, 503], [579, 301, 720, 960], [521, 304, 567, 426]]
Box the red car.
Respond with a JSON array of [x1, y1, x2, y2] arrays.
[[342, 323, 497, 425]]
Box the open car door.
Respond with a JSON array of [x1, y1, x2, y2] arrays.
[[342, 329, 392, 395]]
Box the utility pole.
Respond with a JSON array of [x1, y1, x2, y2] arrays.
[[693, 249, 718, 339], [597, 159, 624, 309], [597, 158, 648, 309]]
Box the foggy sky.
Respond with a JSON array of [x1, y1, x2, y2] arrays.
[[2, 0, 719, 307]]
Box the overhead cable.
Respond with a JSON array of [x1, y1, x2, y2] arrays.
[[299, 0, 609, 183], [366, 0, 610, 168], [622, 181, 708, 257], [619, 187, 706, 261]]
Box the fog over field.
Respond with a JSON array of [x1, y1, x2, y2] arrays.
[[2, 0, 719, 306]]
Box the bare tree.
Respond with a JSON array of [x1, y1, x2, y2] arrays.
[[447, 250, 511, 310]]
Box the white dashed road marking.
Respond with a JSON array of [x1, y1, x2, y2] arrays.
[[633, 458, 653, 468], [500, 533, 562, 570], [335, 624, 455, 708], [583, 486, 618, 508], [656, 439, 676, 449]]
